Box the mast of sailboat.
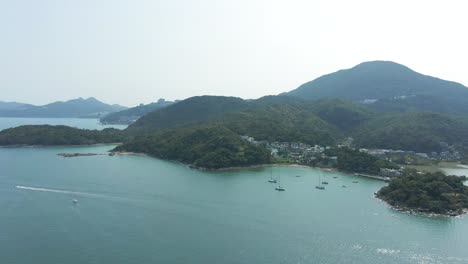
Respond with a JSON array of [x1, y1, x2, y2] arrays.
[[268, 166, 277, 183], [275, 168, 285, 191]]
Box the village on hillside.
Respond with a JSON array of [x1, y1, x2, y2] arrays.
[[240, 135, 464, 179]]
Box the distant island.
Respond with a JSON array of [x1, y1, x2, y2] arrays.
[[0, 97, 126, 118], [376, 170, 468, 216]]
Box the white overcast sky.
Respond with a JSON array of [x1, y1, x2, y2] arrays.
[[1, 0, 467, 106]]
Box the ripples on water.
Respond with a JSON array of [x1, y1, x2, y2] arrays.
[[1, 145, 468, 263]]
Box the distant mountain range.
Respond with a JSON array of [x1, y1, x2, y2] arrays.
[[0, 97, 127, 118], [287, 61, 468, 114], [100, 99, 176, 124]]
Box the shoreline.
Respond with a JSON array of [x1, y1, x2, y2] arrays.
[[106, 152, 379, 180], [5, 144, 386, 181], [208, 163, 340, 172], [113, 151, 147, 157], [374, 194, 468, 217]]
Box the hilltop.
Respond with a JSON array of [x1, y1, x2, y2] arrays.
[[287, 61, 468, 114]]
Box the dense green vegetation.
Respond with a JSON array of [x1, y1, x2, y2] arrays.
[[127, 96, 250, 133], [126, 95, 468, 153], [324, 147, 397, 174], [0, 125, 126, 145], [352, 112, 468, 152], [307, 98, 374, 131], [100, 99, 174, 124], [115, 125, 271, 169], [287, 61, 468, 114], [223, 99, 338, 146], [126, 95, 378, 147], [377, 170, 468, 215], [0, 97, 126, 118]]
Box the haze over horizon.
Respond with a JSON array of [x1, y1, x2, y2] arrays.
[[2, 0, 468, 106]]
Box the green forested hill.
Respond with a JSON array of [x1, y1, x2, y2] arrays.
[[115, 125, 271, 169], [126, 95, 374, 146], [222, 101, 338, 145], [352, 112, 468, 152], [307, 98, 374, 131], [126, 96, 250, 133], [105, 94, 468, 153], [287, 61, 468, 114]]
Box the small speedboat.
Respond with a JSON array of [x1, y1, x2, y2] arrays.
[[315, 186, 325, 190], [275, 186, 286, 191]]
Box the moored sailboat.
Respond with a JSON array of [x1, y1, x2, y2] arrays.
[[275, 170, 285, 191], [268, 166, 277, 183], [316, 173, 325, 190]]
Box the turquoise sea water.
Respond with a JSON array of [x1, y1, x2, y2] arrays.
[[0, 117, 127, 131], [1, 145, 468, 264]]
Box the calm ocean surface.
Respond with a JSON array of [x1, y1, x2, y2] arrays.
[[1, 145, 468, 264], [1, 118, 468, 264]]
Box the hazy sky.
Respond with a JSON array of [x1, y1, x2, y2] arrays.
[[1, 0, 467, 106]]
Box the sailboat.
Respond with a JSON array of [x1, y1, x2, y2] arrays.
[[275, 170, 285, 191], [321, 172, 329, 185], [315, 173, 325, 190], [268, 166, 277, 183]]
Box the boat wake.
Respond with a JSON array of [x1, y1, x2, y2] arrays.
[[15, 185, 92, 196]]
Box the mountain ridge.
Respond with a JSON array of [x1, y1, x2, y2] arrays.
[[0, 97, 127, 118]]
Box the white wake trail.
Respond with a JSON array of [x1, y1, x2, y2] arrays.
[[16, 185, 93, 196]]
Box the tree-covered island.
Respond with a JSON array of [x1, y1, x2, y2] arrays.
[[0, 125, 126, 146], [376, 170, 468, 216]]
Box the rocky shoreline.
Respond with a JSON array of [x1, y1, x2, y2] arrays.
[[375, 193, 468, 217]]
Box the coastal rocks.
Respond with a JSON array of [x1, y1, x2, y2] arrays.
[[374, 193, 468, 217]]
